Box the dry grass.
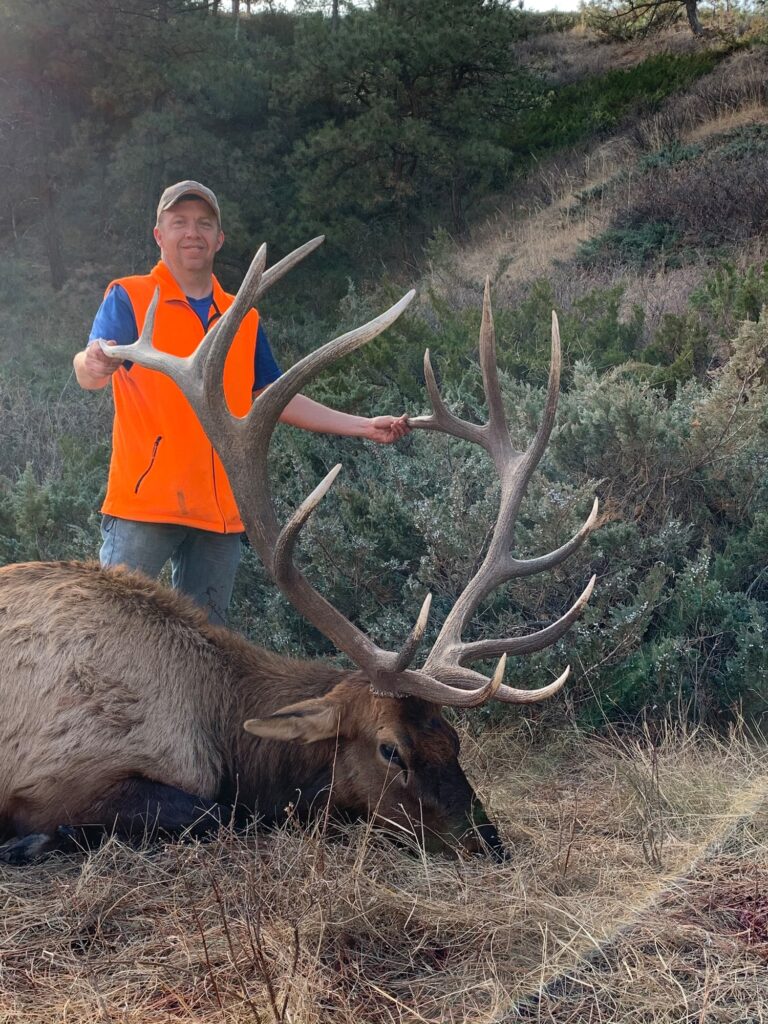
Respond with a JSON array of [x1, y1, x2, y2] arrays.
[[438, 136, 630, 295], [681, 101, 768, 145], [632, 48, 768, 151], [1, 726, 766, 1023], [516, 24, 705, 88]]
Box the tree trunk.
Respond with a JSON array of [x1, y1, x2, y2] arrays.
[[41, 179, 66, 291], [450, 176, 467, 236], [685, 0, 703, 35]]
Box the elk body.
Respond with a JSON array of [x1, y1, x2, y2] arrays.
[[0, 561, 504, 863], [0, 239, 597, 865]]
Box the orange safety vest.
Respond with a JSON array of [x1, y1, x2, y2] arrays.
[[101, 260, 258, 533]]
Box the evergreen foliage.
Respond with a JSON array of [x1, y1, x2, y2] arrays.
[[284, 0, 541, 248], [0, 0, 545, 297], [507, 51, 722, 160]]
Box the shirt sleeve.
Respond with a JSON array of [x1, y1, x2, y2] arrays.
[[253, 322, 283, 390], [88, 284, 139, 345]]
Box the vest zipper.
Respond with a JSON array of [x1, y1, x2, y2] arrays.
[[206, 300, 228, 532], [210, 446, 228, 532], [134, 435, 163, 494]]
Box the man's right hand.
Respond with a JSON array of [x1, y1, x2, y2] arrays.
[[86, 339, 123, 377], [73, 340, 124, 390]]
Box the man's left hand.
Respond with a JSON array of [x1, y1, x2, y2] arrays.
[[364, 414, 411, 444]]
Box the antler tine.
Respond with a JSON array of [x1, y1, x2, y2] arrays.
[[392, 593, 433, 673], [502, 498, 599, 579], [390, 657, 571, 706], [407, 350, 489, 448], [273, 464, 342, 581], [98, 288, 191, 385], [194, 244, 268, 426], [505, 309, 563, 509], [136, 287, 160, 346], [252, 236, 325, 304], [459, 574, 596, 663], [501, 664, 570, 704]]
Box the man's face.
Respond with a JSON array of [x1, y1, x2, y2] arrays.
[[153, 198, 224, 276]]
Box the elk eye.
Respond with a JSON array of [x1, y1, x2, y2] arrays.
[[379, 743, 405, 768]]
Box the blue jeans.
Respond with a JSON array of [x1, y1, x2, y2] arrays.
[[99, 515, 242, 626]]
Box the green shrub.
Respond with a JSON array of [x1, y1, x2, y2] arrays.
[[507, 51, 723, 160], [637, 142, 703, 171], [636, 262, 768, 393], [577, 221, 680, 270], [611, 124, 768, 252], [691, 260, 768, 334]]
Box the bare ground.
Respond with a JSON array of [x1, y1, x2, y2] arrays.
[[1, 726, 766, 1023]]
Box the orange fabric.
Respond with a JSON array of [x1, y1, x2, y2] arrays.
[[101, 260, 258, 532]]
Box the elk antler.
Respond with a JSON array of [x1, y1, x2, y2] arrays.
[[408, 279, 598, 698], [100, 245, 596, 707]]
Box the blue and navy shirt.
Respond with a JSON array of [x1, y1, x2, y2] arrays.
[[89, 284, 282, 389]]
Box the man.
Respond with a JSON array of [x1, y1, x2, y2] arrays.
[[73, 180, 410, 625]]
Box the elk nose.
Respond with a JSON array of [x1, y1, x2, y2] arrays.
[[465, 801, 511, 861], [475, 821, 511, 861], [458, 820, 510, 861]]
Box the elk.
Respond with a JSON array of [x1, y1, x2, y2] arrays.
[[0, 238, 597, 866]]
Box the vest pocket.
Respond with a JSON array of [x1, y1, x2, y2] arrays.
[[134, 435, 163, 494]]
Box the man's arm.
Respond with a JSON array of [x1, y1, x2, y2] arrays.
[[251, 324, 408, 443], [75, 285, 136, 390], [257, 391, 410, 444], [73, 340, 124, 390]]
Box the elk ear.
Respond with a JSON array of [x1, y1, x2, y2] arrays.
[[244, 697, 341, 744]]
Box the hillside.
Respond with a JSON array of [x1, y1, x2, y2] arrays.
[[431, 32, 768, 335]]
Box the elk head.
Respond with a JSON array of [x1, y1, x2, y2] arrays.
[[100, 239, 597, 859]]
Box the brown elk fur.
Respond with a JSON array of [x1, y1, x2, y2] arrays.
[[0, 561, 501, 861]]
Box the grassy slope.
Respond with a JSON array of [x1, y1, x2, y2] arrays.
[[430, 30, 768, 345]]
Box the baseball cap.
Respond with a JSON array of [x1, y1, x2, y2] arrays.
[[156, 180, 222, 226]]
